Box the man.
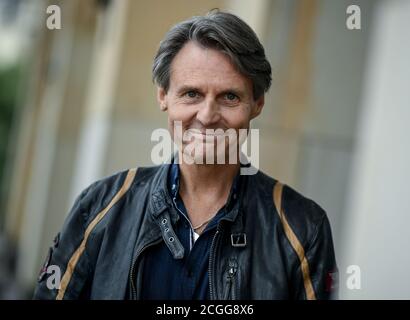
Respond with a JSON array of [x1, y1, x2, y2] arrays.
[[34, 10, 338, 300]]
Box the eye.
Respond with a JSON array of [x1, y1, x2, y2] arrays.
[[185, 91, 199, 98], [224, 92, 239, 101]]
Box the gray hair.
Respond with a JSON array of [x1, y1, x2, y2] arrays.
[[152, 10, 272, 100]]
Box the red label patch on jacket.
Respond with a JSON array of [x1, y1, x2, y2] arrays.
[[37, 247, 53, 282], [325, 270, 338, 292]]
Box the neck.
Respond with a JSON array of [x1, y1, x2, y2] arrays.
[[176, 152, 240, 233]]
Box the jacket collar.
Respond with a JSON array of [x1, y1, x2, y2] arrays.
[[148, 152, 251, 227], [145, 152, 256, 259]]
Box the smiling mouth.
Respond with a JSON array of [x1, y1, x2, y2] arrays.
[[186, 128, 228, 136], [188, 132, 226, 141]]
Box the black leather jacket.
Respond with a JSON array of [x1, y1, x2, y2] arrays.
[[33, 162, 338, 300]]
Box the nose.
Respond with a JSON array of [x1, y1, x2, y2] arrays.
[[196, 98, 221, 126]]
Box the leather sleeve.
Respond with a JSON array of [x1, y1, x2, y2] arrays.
[[296, 214, 339, 300], [33, 186, 93, 300]]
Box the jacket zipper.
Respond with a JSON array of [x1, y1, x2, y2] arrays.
[[172, 196, 195, 250], [208, 228, 223, 300], [224, 259, 238, 300], [129, 237, 162, 299]]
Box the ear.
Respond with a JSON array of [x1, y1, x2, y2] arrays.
[[250, 95, 264, 119], [157, 87, 168, 112]]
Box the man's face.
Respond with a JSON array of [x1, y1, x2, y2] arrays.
[[157, 41, 264, 164]]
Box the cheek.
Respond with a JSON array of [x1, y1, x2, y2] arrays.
[[168, 102, 195, 120], [168, 105, 198, 131], [221, 107, 252, 129], [167, 106, 195, 142]]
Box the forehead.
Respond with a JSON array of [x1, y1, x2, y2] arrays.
[[169, 41, 251, 92]]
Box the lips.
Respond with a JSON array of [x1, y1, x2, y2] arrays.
[[186, 128, 227, 137], [188, 132, 225, 143]]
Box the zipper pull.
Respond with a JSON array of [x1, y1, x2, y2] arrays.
[[224, 259, 238, 300], [227, 259, 238, 278]]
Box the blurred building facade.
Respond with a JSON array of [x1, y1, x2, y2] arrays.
[[1, 0, 409, 299]]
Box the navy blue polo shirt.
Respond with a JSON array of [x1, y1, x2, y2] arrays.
[[140, 163, 240, 300]]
